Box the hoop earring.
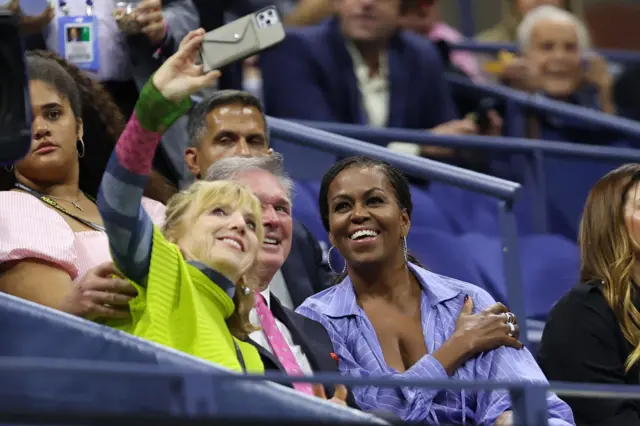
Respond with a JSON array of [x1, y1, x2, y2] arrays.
[[3, 164, 14, 172], [327, 246, 346, 275], [402, 236, 408, 263], [77, 138, 85, 158]]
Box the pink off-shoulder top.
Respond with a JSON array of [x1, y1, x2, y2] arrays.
[[0, 191, 166, 282]]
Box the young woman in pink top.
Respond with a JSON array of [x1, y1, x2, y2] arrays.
[[0, 51, 165, 320]]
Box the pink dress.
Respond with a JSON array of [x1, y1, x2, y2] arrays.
[[0, 191, 166, 282]]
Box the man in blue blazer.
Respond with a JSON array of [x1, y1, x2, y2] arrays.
[[260, 0, 500, 156], [184, 89, 333, 308]]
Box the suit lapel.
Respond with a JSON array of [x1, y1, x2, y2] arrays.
[[271, 296, 337, 374], [246, 338, 286, 373], [281, 255, 311, 308], [386, 36, 408, 128], [326, 18, 366, 125]]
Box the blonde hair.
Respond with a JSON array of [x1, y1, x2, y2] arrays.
[[163, 180, 264, 339], [579, 163, 640, 372]]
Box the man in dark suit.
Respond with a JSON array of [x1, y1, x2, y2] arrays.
[[206, 154, 352, 406], [260, 0, 501, 162], [184, 90, 333, 308]]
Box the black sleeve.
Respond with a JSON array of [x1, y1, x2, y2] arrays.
[[300, 223, 333, 294], [537, 289, 640, 426]]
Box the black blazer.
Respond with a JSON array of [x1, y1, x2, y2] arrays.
[[281, 220, 333, 308], [537, 281, 640, 426], [248, 294, 358, 409]]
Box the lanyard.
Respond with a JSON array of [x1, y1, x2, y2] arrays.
[[15, 183, 106, 233], [59, 0, 94, 16]]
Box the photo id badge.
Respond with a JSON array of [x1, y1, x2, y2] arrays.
[[57, 15, 99, 72]]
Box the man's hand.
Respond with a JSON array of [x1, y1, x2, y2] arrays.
[[312, 383, 349, 406], [135, 0, 166, 45]]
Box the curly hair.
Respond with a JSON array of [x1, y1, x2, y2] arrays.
[[0, 50, 125, 199]]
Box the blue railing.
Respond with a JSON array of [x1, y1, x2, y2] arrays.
[[445, 73, 640, 140], [451, 41, 640, 64], [294, 119, 640, 234]]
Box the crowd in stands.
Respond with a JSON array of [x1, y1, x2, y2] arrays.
[[3, 0, 640, 424]]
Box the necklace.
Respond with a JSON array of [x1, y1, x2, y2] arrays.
[[46, 193, 85, 211]]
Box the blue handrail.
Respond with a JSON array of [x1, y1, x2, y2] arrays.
[[446, 73, 640, 140], [268, 117, 521, 200], [4, 356, 640, 400], [452, 40, 640, 64], [293, 120, 640, 161]]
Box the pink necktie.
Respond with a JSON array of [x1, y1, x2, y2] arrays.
[[254, 294, 314, 396]]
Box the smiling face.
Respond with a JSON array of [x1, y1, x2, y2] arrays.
[[326, 165, 410, 269], [233, 168, 293, 290], [173, 182, 263, 283], [527, 19, 582, 97], [14, 80, 83, 185]]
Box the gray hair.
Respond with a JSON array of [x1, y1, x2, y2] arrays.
[[517, 5, 591, 53], [187, 90, 269, 148], [205, 152, 294, 202]]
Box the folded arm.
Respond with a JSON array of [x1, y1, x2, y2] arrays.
[[296, 304, 446, 423]]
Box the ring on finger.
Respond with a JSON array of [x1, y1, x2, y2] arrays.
[[507, 322, 515, 337], [505, 312, 515, 324]]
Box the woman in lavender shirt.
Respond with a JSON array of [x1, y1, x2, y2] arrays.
[[296, 156, 574, 425]]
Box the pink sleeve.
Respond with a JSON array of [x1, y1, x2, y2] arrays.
[[141, 197, 166, 229], [0, 192, 79, 279]]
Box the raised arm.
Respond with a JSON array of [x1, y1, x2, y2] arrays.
[[98, 29, 219, 283]]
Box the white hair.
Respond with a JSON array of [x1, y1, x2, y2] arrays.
[[205, 152, 294, 204], [517, 5, 591, 53]]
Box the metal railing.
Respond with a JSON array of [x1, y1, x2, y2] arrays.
[[293, 119, 640, 234], [451, 41, 640, 64]]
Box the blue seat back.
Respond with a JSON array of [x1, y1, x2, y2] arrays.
[[0, 293, 384, 424]]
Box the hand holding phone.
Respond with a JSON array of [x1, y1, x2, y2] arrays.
[[198, 6, 285, 73]]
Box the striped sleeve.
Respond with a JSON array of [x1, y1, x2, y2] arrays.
[[97, 78, 191, 283]]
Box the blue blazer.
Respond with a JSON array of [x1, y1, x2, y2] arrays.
[[260, 17, 458, 128], [282, 220, 333, 308]]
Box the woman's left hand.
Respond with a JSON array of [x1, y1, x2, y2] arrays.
[[152, 28, 220, 102]]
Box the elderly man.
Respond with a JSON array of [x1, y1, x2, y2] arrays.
[[506, 5, 613, 113], [184, 90, 332, 308], [206, 154, 352, 405]]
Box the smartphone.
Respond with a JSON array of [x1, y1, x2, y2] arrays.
[[198, 6, 285, 73], [472, 98, 497, 134]]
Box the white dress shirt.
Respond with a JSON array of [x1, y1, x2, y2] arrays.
[[249, 285, 314, 376], [345, 42, 420, 156], [345, 41, 389, 128], [45, 0, 132, 81]]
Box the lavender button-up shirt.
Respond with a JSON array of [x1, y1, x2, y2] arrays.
[[296, 264, 575, 425]]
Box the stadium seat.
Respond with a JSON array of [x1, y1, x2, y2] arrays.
[[0, 293, 387, 425], [460, 233, 580, 320]]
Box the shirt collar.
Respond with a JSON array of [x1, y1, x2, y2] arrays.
[[323, 263, 462, 318], [345, 40, 388, 81], [260, 287, 271, 309]]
